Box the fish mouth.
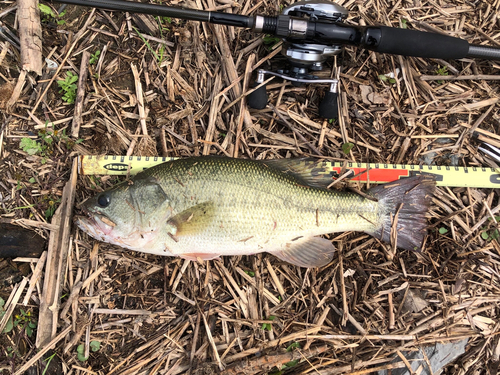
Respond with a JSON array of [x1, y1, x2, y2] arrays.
[[75, 207, 116, 238]]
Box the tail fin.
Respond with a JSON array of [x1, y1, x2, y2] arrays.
[[367, 175, 436, 251]]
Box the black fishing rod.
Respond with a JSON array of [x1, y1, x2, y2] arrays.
[[53, 0, 500, 118]]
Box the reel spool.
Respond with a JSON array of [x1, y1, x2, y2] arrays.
[[55, 0, 500, 121], [248, 0, 348, 119]]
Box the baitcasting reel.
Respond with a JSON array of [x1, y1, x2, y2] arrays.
[[247, 0, 348, 119], [56, 0, 500, 120]]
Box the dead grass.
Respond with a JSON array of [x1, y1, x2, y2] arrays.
[[1, 0, 500, 374]]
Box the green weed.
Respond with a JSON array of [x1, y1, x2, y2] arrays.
[[435, 65, 448, 83], [90, 50, 101, 65], [6, 346, 19, 358], [58, 71, 79, 104], [342, 142, 354, 155], [286, 342, 301, 352], [13, 309, 37, 338], [20, 137, 43, 156], [20, 126, 83, 163], [44, 197, 61, 220], [0, 297, 13, 334], [77, 341, 101, 362], [156, 16, 172, 31], [133, 27, 166, 63], [481, 216, 500, 241], [379, 74, 396, 84], [263, 34, 281, 50], [39, 4, 66, 25], [261, 315, 275, 331], [42, 352, 57, 375]]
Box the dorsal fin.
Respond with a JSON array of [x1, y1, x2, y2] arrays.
[[258, 158, 334, 189]]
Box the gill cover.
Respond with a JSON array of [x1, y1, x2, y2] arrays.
[[127, 175, 171, 229]]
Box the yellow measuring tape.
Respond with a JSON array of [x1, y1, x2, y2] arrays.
[[77, 155, 500, 188]]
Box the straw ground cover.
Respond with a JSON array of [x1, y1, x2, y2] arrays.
[[0, 0, 499, 373]]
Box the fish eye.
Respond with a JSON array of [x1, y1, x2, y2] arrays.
[[97, 194, 110, 208]]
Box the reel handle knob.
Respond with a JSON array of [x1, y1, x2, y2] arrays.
[[247, 71, 268, 109], [318, 82, 339, 120]]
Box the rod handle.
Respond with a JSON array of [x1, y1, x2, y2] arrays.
[[365, 26, 470, 59]]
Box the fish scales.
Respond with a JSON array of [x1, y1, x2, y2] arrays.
[[141, 158, 379, 251], [76, 157, 436, 268]]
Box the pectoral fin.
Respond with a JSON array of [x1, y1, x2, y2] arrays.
[[167, 201, 215, 236], [269, 237, 335, 268]]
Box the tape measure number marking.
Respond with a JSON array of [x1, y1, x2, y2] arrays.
[[77, 156, 500, 188]]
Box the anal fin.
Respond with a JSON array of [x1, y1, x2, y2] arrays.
[[269, 237, 335, 268], [180, 252, 220, 261]]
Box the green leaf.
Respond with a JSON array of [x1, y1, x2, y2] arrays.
[[282, 359, 299, 369], [90, 341, 101, 352], [0, 297, 5, 309], [57, 72, 79, 104], [261, 323, 272, 331], [261, 315, 276, 331], [3, 315, 13, 333], [438, 227, 448, 235], [20, 138, 42, 155], [481, 231, 490, 240], [42, 353, 57, 375], [342, 142, 354, 155], [133, 27, 161, 62], [68, 74, 78, 84], [244, 270, 255, 277], [378, 74, 388, 81], [29, 177, 36, 183], [77, 344, 89, 361], [263, 35, 280, 45], [38, 4, 55, 17], [491, 229, 500, 240], [90, 50, 101, 65], [26, 326, 33, 337], [286, 342, 301, 352]]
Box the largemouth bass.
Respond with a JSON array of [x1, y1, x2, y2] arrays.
[[76, 157, 435, 268]]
